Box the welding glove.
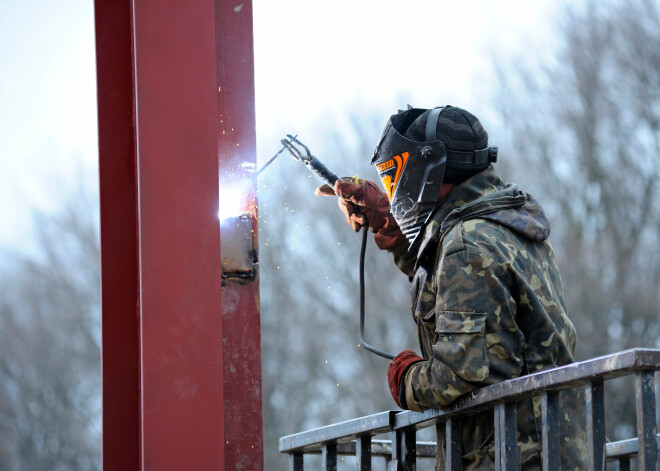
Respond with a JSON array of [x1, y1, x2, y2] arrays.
[[387, 349, 424, 409], [315, 178, 406, 251]]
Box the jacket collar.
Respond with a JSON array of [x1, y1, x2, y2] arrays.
[[414, 166, 527, 268]]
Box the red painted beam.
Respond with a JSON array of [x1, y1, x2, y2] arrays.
[[216, 1, 264, 470], [94, 1, 141, 469], [96, 0, 231, 469], [132, 0, 225, 469]]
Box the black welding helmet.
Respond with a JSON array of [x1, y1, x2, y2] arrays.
[[371, 107, 449, 247], [371, 106, 498, 247]]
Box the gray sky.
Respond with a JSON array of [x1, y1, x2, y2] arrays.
[[0, 0, 97, 250], [0, 0, 563, 249]]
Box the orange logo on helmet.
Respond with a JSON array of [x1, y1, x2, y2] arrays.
[[382, 175, 393, 199], [379, 152, 408, 200], [377, 159, 395, 172]]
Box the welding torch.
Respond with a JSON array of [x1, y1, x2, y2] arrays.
[[279, 135, 395, 360], [280, 135, 340, 186]]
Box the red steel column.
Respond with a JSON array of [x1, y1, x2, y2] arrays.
[[96, 0, 231, 469], [133, 0, 225, 469], [95, 2, 141, 469], [216, 1, 264, 469]]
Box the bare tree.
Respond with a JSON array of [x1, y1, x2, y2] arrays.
[[0, 188, 101, 470], [494, 0, 660, 441]]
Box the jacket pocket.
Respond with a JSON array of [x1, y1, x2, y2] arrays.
[[433, 311, 489, 383]]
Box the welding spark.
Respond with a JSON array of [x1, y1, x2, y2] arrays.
[[217, 136, 297, 223], [218, 184, 253, 222]]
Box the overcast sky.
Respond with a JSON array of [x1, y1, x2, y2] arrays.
[[0, 0, 564, 249]]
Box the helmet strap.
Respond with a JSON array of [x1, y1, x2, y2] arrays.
[[425, 107, 444, 141]]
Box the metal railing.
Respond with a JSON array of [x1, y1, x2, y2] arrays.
[[279, 349, 660, 470]]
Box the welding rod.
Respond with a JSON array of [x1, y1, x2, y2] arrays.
[[250, 134, 298, 183]]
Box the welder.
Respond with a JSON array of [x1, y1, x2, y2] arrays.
[[316, 105, 588, 470]]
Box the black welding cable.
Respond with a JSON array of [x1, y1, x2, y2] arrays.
[[279, 133, 393, 359], [359, 226, 395, 360]]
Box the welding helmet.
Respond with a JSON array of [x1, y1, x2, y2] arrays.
[[371, 106, 497, 247]]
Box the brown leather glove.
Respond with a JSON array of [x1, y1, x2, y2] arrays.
[[315, 178, 406, 251]]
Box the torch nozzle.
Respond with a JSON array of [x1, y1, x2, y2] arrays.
[[281, 134, 313, 163], [280, 134, 339, 186]]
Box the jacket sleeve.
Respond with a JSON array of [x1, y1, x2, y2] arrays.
[[404, 229, 525, 411], [389, 240, 417, 278]]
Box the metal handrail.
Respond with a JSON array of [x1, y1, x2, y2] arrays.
[[280, 348, 660, 470]]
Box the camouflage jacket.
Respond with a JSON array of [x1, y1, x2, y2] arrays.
[[392, 166, 587, 470]]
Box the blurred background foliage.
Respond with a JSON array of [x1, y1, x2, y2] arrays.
[[1, 0, 660, 469]]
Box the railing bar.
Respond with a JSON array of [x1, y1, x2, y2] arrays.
[[302, 440, 437, 457], [291, 433, 660, 467], [290, 452, 303, 471], [495, 405, 501, 471], [505, 403, 518, 471], [403, 429, 416, 471], [606, 433, 660, 459], [635, 370, 657, 471], [322, 443, 337, 471], [280, 410, 395, 452], [390, 429, 401, 471], [413, 442, 436, 457], [586, 380, 606, 471], [495, 403, 518, 471], [356, 435, 371, 471], [494, 403, 518, 471], [445, 419, 463, 471], [392, 349, 660, 431], [541, 391, 561, 471], [280, 350, 660, 466]]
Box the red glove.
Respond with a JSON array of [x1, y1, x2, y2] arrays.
[[315, 178, 406, 251], [387, 350, 423, 409]]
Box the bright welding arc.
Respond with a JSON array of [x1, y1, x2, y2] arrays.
[[219, 136, 300, 222]]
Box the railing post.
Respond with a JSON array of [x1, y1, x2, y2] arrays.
[[322, 443, 338, 471], [290, 452, 303, 471], [618, 457, 631, 471], [635, 370, 657, 471], [586, 380, 606, 471], [541, 391, 561, 471], [445, 419, 463, 471], [403, 429, 417, 470], [494, 402, 518, 471], [356, 435, 372, 471], [389, 429, 402, 471]]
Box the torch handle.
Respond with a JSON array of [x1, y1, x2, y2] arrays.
[[305, 157, 339, 186]]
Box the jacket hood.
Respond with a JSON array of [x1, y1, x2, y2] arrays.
[[416, 166, 551, 261]]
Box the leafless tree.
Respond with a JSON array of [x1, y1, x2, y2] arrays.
[[0, 188, 101, 470], [494, 0, 660, 442]]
